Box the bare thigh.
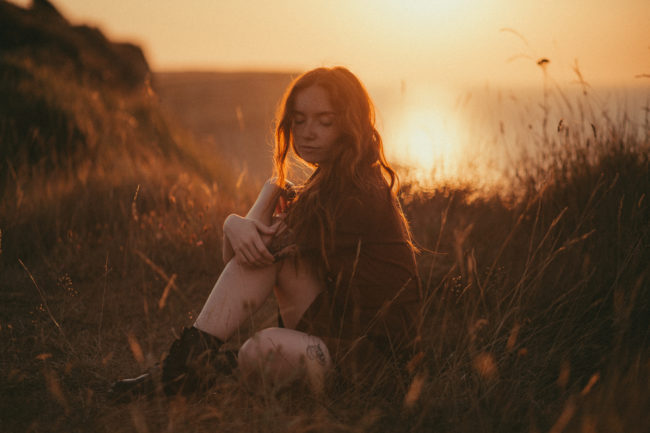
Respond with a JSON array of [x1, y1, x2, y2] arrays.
[[194, 247, 322, 340], [238, 327, 332, 393], [274, 258, 325, 329], [194, 258, 280, 340]]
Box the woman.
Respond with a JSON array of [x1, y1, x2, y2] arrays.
[[112, 67, 421, 397]]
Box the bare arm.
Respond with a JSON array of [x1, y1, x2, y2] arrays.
[[222, 179, 284, 264], [245, 179, 284, 224]]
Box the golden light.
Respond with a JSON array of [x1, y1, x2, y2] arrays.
[[386, 105, 463, 185], [371, 0, 474, 23]]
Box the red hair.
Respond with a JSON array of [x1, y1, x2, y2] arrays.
[[274, 66, 396, 192], [273, 67, 410, 269]]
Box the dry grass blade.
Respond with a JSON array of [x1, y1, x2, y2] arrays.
[[580, 373, 600, 396], [131, 184, 141, 222], [127, 332, 146, 365], [18, 259, 66, 340], [548, 397, 576, 433], [158, 273, 177, 309], [98, 252, 109, 350], [403, 373, 426, 409], [499, 27, 530, 46], [134, 248, 190, 305], [506, 322, 521, 352], [43, 367, 71, 415]]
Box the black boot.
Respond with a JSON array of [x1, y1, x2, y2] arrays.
[[108, 370, 158, 402], [110, 327, 236, 400], [161, 327, 226, 395]]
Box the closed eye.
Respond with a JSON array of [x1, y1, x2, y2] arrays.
[[318, 114, 335, 127], [292, 114, 306, 125]]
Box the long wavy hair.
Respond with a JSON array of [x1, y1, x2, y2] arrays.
[[274, 67, 412, 269]]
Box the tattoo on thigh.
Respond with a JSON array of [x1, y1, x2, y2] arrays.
[[306, 343, 327, 366]]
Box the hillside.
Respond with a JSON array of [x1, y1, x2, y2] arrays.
[[0, 0, 236, 184], [0, 0, 247, 265], [154, 71, 296, 183]]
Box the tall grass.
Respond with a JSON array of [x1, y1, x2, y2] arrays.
[[2, 78, 648, 431], [397, 74, 649, 431], [1, 6, 648, 428]]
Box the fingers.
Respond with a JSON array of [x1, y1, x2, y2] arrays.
[[253, 220, 279, 236], [235, 239, 275, 267], [228, 218, 281, 267], [253, 236, 275, 264], [236, 247, 256, 266], [236, 247, 259, 267]]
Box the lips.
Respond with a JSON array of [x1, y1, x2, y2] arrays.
[[296, 143, 328, 164], [298, 145, 320, 153]]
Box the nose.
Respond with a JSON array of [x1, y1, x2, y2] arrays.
[[301, 119, 316, 140]]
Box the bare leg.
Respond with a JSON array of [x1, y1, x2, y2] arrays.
[[275, 258, 325, 329], [238, 328, 332, 394], [193, 259, 279, 341], [113, 234, 327, 397], [194, 252, 330, 391], [238, 258, 330, 391], [193, 256, 324, 341]]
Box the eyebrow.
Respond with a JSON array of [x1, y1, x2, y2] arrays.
[[292, 110, 337, 116]]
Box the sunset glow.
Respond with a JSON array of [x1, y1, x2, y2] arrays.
[[387, 106, 464, 184], [3, 0, 650, 428], [9, 0, 650, 88], [8, 0, 647, 185]]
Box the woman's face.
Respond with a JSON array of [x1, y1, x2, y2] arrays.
[[291, 85, 342, 165]]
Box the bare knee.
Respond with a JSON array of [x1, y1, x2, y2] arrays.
[[238, 327, 283, 374], [237, 328, 332, 393]]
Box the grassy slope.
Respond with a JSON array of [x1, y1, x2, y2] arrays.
[[1, 1, 649, 432], [153, 71, 296, 185]]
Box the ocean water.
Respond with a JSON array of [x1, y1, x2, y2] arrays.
[[154, 72, 648, 191], [371, 82, 649, 190]]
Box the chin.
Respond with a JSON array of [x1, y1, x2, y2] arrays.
[[297, 152, 320, 165]]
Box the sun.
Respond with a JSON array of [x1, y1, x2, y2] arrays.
[[387, 106, 462, 184]]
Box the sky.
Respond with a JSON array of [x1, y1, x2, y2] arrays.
[[10, 0, 650, 89], [8, 0, 650, 186]]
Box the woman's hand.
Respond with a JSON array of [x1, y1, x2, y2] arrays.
[[223, 214, 278, 267]]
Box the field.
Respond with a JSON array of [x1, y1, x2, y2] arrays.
[[1, 2, 649, 432]]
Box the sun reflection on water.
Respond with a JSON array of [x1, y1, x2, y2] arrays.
[[377, 83, 648, 193], [380, 92, 478, 189], [390, 107, 462, 184]]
